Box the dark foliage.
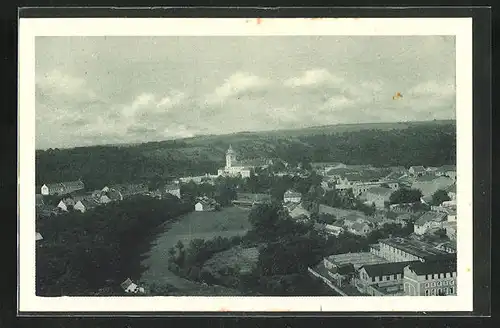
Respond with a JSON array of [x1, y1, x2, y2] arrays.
[[36, 195, 191, 296]]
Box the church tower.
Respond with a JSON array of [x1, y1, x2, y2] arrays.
[[226, 144, 235, 168]]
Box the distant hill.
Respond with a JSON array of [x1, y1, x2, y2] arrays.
[[35, 120, 456, 190]]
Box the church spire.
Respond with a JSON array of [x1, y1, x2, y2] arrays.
[[227, 144, 234, 154]]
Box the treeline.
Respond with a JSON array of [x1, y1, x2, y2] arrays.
[[290, 125, 456, 167], [36, 123, 456, 190], [35, 146, 219, 190], [36, 195, 191, 296]]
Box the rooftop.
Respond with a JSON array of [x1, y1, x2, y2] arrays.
[[406, 257, 457, 275], [361, 261, 418, 277], [325, 252, 389, 269], [235, 193, 272, 203], [415, 211, 447, 226], [380, 237, 450, 259], [319, 205, 365, 219], [364, 186, 393, 197]]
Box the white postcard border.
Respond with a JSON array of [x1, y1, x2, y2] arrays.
[[18, 17, 473, 312]]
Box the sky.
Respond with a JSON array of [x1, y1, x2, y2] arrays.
[[35, 35, 456, 149]]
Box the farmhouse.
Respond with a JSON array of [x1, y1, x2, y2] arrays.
[[109, 183, 149, 199], [74, 198, 100, 213], [165, 183, 181, 198], [348, 222, 372, 236], [324, 223, 344, 237], [408, 166, 426, 177], [288, 203, 311, 221], [414, 211, 447, 235], [283, 190, 302, 203], [361, 186, 393, 209], [411, 176, 455, 198], [195, 199, 217, 212], [232, 193, 271, 207], [41, 180, 85, 196]]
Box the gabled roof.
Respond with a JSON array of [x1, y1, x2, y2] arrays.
[[406, 257, 457, 275], [409, 166, 425, 172], [361, 261, 418, 277], [284, 190, 301, 198], [45, 180, 85, 190], [36, 232, 43, 241], [236, 193, 271, 202], [165, 184, 180, 190], [365, 186, 393, 197], [415, 211, 447, 226], [289, 205, 310, 219], [435, 165, 457, 173], [120, 278, 134, 290], [351, 222, 371, 232], [78, 198, 99, 209]]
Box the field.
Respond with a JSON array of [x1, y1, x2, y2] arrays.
[[202, 246, 260, 276], [139, 206, 251, 290]]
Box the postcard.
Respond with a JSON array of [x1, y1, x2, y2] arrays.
[[18, 16, 473, 313]]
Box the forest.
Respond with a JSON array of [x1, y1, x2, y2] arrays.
[[35, 121, 456, 190], [36, 195, 191, 296]]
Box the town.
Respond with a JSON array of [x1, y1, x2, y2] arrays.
[[35, 143, 457, 297]]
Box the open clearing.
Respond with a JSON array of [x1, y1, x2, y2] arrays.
[[139, 206, 251, 291]]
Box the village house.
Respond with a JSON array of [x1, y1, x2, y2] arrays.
[[232, 193, 272, 207], [36, 232, 43, 241], [414, 211, 448, 235], [41, 180, 85, 196], [324, 223, 344, 237], [371, 237, 450, 263], [360, 186, 393, 209], [408, 166, 426, 177], [348, 221, 372, 236], [434, 240, 457, 254], [74, 198, 100, 213], [36, 204, 62, 218], [355, 261, 416, 296], [283, 190, 302, 203], [411, 175, 455, 199], [403, 257, 457, 296], [120, 278, 145, 294], [194, 198, 218, 212], [109, 183, 149, 199], [56, 198, 74, 212], [165, 183, 181, 198], [444, 183, 457, 200], [441, 221, 457, 240], [287, 203, 311, 221]]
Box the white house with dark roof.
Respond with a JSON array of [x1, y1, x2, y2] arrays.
[[74, 198, 100, 213], [361, 186, 393, 209], [408, 166, 426, 177], [165, 183, 181, 198], [283, 190, 302, 203], [41, 180, 85, 196], [414, 211, 448, 235]]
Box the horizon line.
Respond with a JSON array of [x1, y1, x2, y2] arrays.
[[35, 118, 456, 151]]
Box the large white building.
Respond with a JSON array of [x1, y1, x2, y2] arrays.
[[217, 145, 253, 178]]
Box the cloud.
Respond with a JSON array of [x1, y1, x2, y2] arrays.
[[121, 91, 187, 118], [284, 68, 344, 88], [36, 69, 96, 98], [409, 79, 455, 98], [205, 72, 271, 104]]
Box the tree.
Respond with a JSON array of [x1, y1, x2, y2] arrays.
[[389, 188, 423, 204], [431, 189, 451, 206]]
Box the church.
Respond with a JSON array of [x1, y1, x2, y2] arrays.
[[217, 145, 269, 178]]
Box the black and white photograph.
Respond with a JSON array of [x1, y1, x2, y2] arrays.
[[18, 17, 473, 312]]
